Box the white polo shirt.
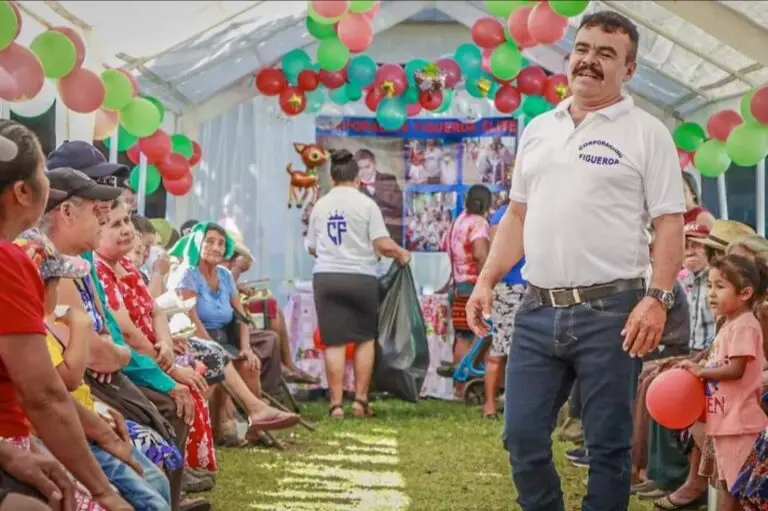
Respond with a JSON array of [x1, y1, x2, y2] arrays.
[[511, 96, 685, 288], [307, 186, 390, 276]]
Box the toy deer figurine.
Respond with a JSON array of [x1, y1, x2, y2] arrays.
[[286, 142, 330, 208]]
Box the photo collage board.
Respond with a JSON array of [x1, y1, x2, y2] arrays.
[[316, 116, 518, 252]]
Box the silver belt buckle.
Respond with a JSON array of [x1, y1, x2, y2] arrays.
[[548, 288, 582, 308]]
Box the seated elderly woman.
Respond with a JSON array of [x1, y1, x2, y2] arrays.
[[168, 222, 287, 399]]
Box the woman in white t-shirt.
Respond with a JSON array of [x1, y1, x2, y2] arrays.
[[307, 150, 410, 419]]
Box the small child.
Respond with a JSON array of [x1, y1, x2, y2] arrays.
[[680, 254, 768, 510]]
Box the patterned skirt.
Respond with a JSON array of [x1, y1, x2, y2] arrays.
[[125, 419, 183, 472], [732, 428, 768, 510]]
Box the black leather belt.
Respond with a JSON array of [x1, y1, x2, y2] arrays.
[[527, 278, 645, 308]]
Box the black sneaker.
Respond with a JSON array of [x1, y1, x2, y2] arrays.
[[565, 446, 586, 461], [571, 452, 591, 469]]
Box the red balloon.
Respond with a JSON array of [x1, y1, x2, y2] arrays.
[[278, 86, 306, 116], [0, 43, 43, 101], [311, 0, 348, 18], [189, 141, 202, 167], [472, 17, 506, 49], [507, 7, 537, 49], [126, 144, 141, 165], [362, 1, 380, 20], [51, 26, 86, 71], [337, 13, 373, 53], [374, 63, 407, 96], [297, 69, 319, 92], [419, 90, 443, 111], [543, 74, 570, 104], [494, 85, 521, 114], [318, 68, 347, 89], [139, 129, 172, 164], [436, 57, 462, 89], [164, 173, 193, 197], [158, 152, 191, 181], [406, 102, 422, 116], [516, 66, 547, 96], [706, 109, 743, 142], [646, 368, 706, 430], [365, 87, 383, 111], [528, 1, 568, 45], [255, 68, 287, 96], [750, 86, 768, 125], [58, 67, 105, 113], [677, 148, 691, 170], [481, 48, 492, 74]]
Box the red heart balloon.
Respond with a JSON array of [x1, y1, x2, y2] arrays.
[[158, 153, 191, 181], [139, 129, 171, 164], [163, 173, 193, 196]]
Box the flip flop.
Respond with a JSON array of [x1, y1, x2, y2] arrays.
[[631, 480, 657, 494], [654, 493, 708, 510], [247, 410, 300, 433], [328, 403, 344, 420]]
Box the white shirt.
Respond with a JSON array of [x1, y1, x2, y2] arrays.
[[423, 148, 442, 178], [510, 96, 685, 288], [307, 186, 390, 276]]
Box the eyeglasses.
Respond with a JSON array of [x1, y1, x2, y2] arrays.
[[96, 176, 120, 187]]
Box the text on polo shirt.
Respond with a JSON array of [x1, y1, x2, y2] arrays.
[[578, 139, 623, 166]]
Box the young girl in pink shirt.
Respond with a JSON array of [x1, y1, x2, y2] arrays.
[[681, 254, 768, 510]]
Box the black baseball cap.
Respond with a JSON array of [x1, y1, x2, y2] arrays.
[[180, 219, 199, 236], [47, 141, 129, 180], [45, 168, 122, 212]]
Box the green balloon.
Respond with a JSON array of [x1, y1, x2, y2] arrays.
[[405, 58, 429, 85], [466, 70, 496, 99], [741, 88, 759, 125], [306, 16, 337, 40], [490, 42, 523, 81], [672, 122, 706, 152], [30, 31, 76, 79], [522, 95, 550, 118], [484, 0, 517, 18], [171, 133, 194, 159], [403, 86, 419, 105], [349, 0, 376, 13], [694, 140, 731, 178], [376, 98, 407, 131], [282, 49, 311, 77], [103, 124, 137, 152], [435, 89, 454, 113], [119, 97, 162, 138], [102, 70, 134, 111], [347, 55, 377, 88], [0, 2, 18, 51], [317, 36, 350, 72], [725, 123, 768, 167], [142, 96, 165, 123], [455, 43, 482, 75], [550, 0, 590, 17], [129, 164, 162, 196], [345, 83, 363, 102], [329, 85, 349, 105]]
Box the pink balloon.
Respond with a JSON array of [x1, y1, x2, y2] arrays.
[[311, 0, 348, 19], [528, 1, 568, 45], [407, 103, 422, 116], [482, 48, 492, 74], [119, 69, 139, 96], [51, 26, 86, 71], [472, 17, 506, 49], [0, 66, 19, 100], [507, 6, 537, 49], [58, 67, 105, 113], [0, 43, 43, 101], [436, 57, 461, 88], [337, 13, 373, 53], [362, 1, 380, 19], [706, 109, 743, 142], [677, 148, 691, 170], [375, 63, 407, 95], [93, 108, 118, 141]]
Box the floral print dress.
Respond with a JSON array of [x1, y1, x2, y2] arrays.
[[96, 256, 217, 472]]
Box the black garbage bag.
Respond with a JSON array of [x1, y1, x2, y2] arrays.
[[373, 262, 430, 402]]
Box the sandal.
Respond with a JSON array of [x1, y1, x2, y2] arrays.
[[328, 404, 344, 419], [631, 479, 657, 494], [654, 493, 708, 510], [352, 399, 375, 418], [247, 410, 300, 433]]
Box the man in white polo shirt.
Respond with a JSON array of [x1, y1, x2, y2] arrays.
[[466, 11, 685, 511]]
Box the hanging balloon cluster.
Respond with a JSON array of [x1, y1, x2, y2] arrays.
[[0, 0, 200, 197], [254, 0, 589, 131], [674, 85, 768, 178]]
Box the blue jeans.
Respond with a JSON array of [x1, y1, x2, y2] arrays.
[[90, 444, 171, 510], [503, 289, 643, 511]]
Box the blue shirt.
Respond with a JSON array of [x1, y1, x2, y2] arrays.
[[489, 206, 526, 286], [170, 265, 238, 330]]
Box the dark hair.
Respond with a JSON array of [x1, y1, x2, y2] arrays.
[[330, 149, 359, 183], [681, 172, 699, 205], [710, 254, 768, 307], [354, 148, 375, 163], [578, 11, 639, 63], [166, 228, 180, 249], [0, 120, 44, 194], [131, 214, 156, 235], [204, 223, 228, 240], [464, 185, 492, 216]]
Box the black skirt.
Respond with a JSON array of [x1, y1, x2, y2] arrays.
[[313, 272, 379, 346]]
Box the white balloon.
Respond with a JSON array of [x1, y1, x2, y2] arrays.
[[10, 79, 57, 118], [316, 104, 343, 130]]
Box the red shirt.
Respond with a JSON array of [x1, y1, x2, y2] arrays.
[[0, 241, 46, 437], [96, 256, 156, 343]]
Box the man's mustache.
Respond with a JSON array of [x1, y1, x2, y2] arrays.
[[575, 63, 603, 79]]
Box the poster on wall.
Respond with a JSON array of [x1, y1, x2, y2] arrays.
[[316, 117, 517, 252]]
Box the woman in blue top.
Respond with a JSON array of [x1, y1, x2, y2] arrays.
[[484, 202, 527, 418]]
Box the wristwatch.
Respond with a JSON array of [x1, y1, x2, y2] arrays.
[[646, 288, 675, 310]]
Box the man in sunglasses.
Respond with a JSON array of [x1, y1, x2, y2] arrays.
[[48, 141, 136, 211]]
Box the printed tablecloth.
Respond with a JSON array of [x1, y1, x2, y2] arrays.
[[283, 283, 455, 400]]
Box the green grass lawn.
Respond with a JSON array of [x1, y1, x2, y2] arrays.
[[205, 399, 654, 510]]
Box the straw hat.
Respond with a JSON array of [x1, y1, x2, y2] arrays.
[[726, 234, 768, 262], [227, 230, 254, 261], [689, 219, 756, 252]]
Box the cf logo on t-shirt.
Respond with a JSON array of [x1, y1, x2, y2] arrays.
[[327, 212, 347, 246]]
